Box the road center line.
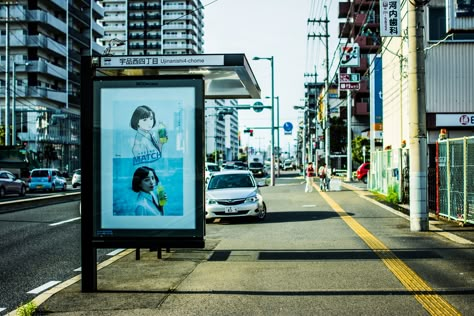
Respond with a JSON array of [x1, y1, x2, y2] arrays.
[[49, 217, 81, 226], [319, 190, 461, 316], [27, 281, 61, 294]]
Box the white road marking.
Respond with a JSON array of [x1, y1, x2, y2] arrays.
[[73, 267, 82, 272], [49, 217, 81, 226], [107, 248, 125, 256], [302, 205, 316, 207], [27, 281, 61, 294], [0, 307, 6, 313]]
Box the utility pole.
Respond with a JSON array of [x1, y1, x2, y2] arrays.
[[408, 0, 428, 231], [308, 5, 330, 169], [4, 2, 10, 145], [303, 71, 318, 166]]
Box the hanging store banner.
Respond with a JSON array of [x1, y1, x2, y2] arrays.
[[380, 0, 401, 37]]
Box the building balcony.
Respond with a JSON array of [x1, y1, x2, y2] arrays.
[[129, 23, 145, 30], [129, 14, 145, 20], [358, 80, 369, 94], [338, 2, 351, 19], [91, 20, 104, 38], [146, 3, 161, 10], [354, 36, 380, 54], [145, 33, 161, 40], [352, 57, 368, 74], [68, 27, 89, 48], [354, 13, 379, 29], [91, 0, 105, 17], [104, 5, 126, 13], [354, 102, 369, 116], [353, 0, 374, 8], [128, 4, 145, 10], [26, 35, 65, 57], [68, 4, 89, 27], [28, 10, 67, 34], [339, 22, 353, 38]]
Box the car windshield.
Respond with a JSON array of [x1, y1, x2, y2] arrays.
[[208, 174, 255, 190]]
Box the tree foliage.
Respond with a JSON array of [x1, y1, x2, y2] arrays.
[[352, 136, 370, 165]]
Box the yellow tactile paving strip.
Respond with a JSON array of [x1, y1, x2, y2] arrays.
[[319, 190, 461, 316]]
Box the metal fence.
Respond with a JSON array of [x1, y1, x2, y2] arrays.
[[437, 137, 474, 225], [369, 148, 410, 203]]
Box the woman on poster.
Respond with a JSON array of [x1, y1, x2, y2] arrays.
[[132, 166, 167, 216], [130, 105, 168, 164]]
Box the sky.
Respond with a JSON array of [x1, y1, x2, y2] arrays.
[[203, 0, 340, 155]]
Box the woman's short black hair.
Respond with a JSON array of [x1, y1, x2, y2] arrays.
[[132, 166, 159, 192], [130, 105, 156, 130]]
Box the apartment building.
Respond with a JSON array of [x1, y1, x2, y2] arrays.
[[338, 0, 381, 132], [0, 0, 104, 172], [99, 0, 204, 55], [205, 99, 239, 164]]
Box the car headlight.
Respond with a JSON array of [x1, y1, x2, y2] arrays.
[[245, 196, 258, 203], [206, 198, 217, 205]]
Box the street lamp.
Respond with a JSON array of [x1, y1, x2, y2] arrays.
[[253, 56, 275, 186], [266, 95, 280, 176]]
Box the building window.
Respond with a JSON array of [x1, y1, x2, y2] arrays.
[[428, 7, 446, 41]]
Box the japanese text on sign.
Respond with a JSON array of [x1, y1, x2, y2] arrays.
[[380, 0, 401, 37]]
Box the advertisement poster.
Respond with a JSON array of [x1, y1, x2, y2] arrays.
[[98, 83, 197, 230]]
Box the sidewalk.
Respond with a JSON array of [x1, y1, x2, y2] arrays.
[[18, 179, 474, 316], [340, 179, 474, 245]]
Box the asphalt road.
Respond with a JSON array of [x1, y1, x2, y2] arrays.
[[5, 174, 474, 315], [0, 199, 113, 315]]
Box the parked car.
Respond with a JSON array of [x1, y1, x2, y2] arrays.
[[356, 162, 370, 184], [205, 170, 267, 222], [0, 170, 27, 197], [205, 163, 220, 183], [72, 169, 81, 188], [28, 168, 67, 192]]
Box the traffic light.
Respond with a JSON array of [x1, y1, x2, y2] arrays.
[[244, 128, 254, 136]]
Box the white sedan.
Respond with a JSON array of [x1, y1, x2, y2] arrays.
[[205, 170, 267, 222]]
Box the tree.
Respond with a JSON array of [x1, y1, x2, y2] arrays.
[[329, 117, 347, 154], [352, 136, 370, 165]]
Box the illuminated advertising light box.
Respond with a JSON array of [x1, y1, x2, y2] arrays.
[[90, 77, 205, 243]]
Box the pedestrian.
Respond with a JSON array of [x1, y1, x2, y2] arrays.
[[305, 162, 315, 193], [318, 163, 328, 191]]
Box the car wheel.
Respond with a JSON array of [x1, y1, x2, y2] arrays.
[[51, 185, 56, 192], [0, 187, 5, 198], [19, 185, 26, 197], [362, 175, 367, 184], [72, 183, 77, 188], [255, 203, 267, 221]]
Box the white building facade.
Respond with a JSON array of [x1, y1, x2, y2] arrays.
[[382, 0, 474, 161]]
